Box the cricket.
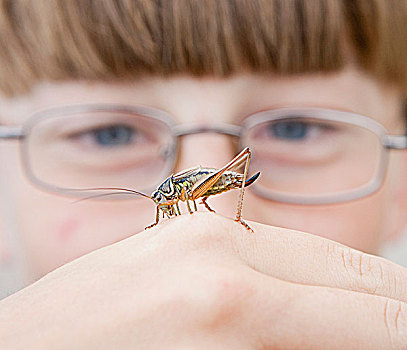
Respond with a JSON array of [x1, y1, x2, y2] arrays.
[[78, 147, 260, 232]]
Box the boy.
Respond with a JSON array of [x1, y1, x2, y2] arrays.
[[0, 0, 407, 348]]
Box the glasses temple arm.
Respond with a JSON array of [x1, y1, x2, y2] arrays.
[[0, 125, 24, 140], [384, 134, 407, 150]]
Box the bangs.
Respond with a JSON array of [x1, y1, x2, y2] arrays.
[[0, 0, 406, 96]]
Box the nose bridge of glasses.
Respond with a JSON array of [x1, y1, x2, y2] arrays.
[[172, 123, 242, 138]]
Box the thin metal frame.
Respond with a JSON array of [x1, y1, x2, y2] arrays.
[[0, 104, 406, 204]]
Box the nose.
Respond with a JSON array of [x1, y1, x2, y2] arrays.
[[174, 133, 240, 218], [176, 133, 235, 170]]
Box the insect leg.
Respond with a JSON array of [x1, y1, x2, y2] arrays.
[[182, 191, 193, 214], [186, 199, 193, 214], [201, 196, 215, 213], [168, 205, 175, 216], [187, 147, 253, 232], [236, 218, 253, 233], [176, 202, 181, 215], [145, 205, 160, 229], [190, 147, 251, 200], [234, 149, 253, 233], [193, 200, 198, 212]]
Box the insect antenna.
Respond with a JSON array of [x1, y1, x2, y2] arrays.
[[69, 187, 153, 204], [71, 191, 140, 204]]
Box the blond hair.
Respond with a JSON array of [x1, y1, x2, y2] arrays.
[[0, 0, 406, 97]]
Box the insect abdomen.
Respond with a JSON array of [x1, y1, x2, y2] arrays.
[[203, 172, 240, 196], [203, 171, 260, 196]]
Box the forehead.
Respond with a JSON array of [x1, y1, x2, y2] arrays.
[[0, 70, 403, 132]]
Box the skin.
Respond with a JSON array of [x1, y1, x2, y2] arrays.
[[0, 67, 407, 348], [2, 214, 407, 349]]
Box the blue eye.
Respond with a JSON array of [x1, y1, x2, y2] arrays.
[[268, 121, 308, 140], [91, 125, 135, 146]]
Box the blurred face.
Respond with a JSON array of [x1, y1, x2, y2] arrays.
[[0, 67, 406, 284]]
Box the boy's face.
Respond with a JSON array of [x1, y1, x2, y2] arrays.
[[0, 68, 406, 283]]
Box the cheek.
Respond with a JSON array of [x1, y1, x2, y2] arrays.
[[244, 189, 387, 254], [1, 141, 154, 282], [14, 190, 155, 281], [57, 218, 81, 242]]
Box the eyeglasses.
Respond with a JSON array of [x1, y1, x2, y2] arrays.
[[0, 104, 406, 204]]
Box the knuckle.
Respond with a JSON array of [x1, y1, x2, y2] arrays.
[[340, 247, 389, 295], [383, 299, 407, 348], [157, 265, 255, 331], [338, 247, 407, 300], [192, 267, 255, 329]]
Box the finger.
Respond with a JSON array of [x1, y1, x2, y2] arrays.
[[131, 213, 407, 304], [231, 219, 407, 303], [250, 274, 407, 350]]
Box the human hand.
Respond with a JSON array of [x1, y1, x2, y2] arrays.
[[1, 212, 406, 349]]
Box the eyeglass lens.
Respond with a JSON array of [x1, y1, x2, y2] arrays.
[[243, 117, 384, 198], [24, 111, 176, 192]]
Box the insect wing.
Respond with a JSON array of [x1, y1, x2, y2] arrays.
[[172, 166, 202, 181]]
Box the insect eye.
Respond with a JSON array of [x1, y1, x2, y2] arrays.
[[151, 190, 161, 201]]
